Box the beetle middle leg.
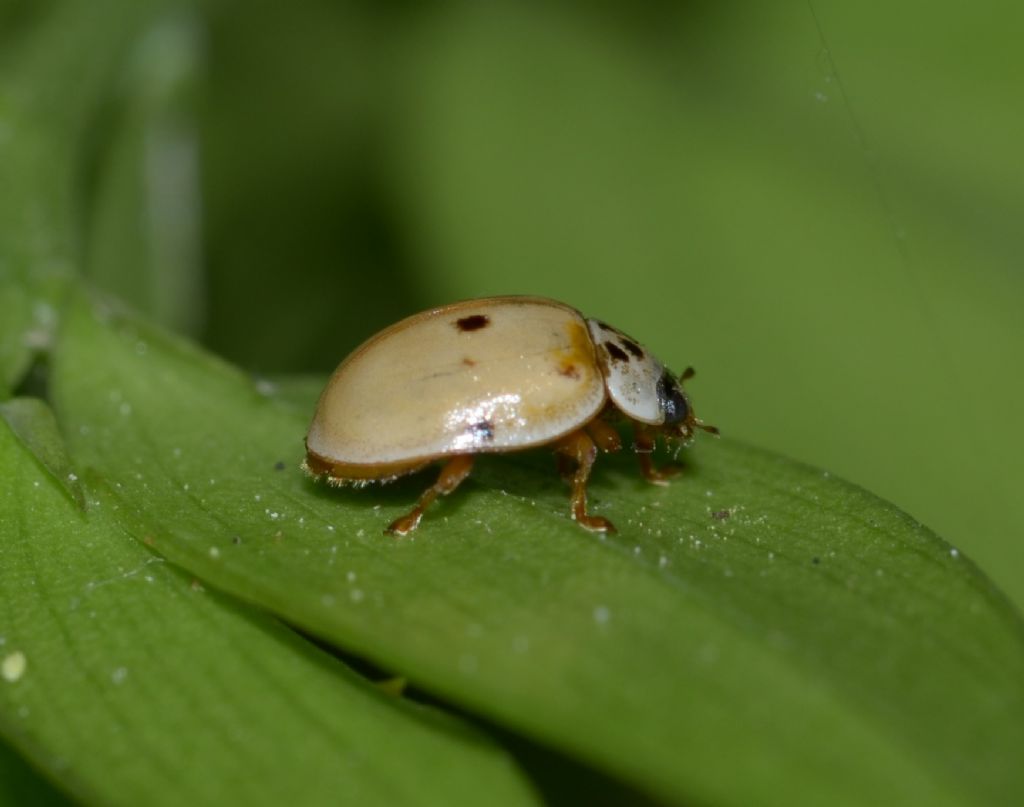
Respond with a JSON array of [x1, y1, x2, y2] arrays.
[[558, 419, 621, 483], [634, 423, 681, 486], [553, 430, 616, 533], [386, 455, 475, 536]]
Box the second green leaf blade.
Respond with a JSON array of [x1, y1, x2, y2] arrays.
[[52, 291, 1024, 807]]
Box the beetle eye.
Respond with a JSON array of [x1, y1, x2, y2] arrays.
[[657, 372, 689, 424]]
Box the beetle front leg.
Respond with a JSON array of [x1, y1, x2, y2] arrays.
[[633, 424, 681, 486], [554, 430, 616, 533], [386, 455, 475, 536]]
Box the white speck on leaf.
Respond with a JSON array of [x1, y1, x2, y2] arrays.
[[2, 651, 27, 683], [255, 379, 277, 397], [350, 589, 364, 603], [111, 667, 128, 685], [950, 548, 959, 558], [209, 547, 220, 559], [85, 557, 164, 591], [593, 606, 611, 626]]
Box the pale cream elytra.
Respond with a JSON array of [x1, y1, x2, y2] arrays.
[[304, 296, 717, 535]]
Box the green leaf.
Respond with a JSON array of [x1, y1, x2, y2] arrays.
[[0, 400, 539, 807], [0, 739, 71, 807], [0, 0, 170, 391], [51, 290, 1024, 806], [0, 398, 85, 507]]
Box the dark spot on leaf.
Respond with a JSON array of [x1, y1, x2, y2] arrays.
[[812, 556, 821, 565], [712, 509, 730, 520], [605, 342, 630, 362], [621, 338, 644, 358], [274, 460, 286, 471], [468, 419, 495, 441], [462, 357, 477, 367], [455, 314, 490, 332], [232, 535, 242, 545]]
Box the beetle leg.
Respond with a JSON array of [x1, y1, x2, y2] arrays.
[[554, 430, 616, 533], [559, 418, 621, 483], [386, 455, 475, 536], [586, 417, 623, 453], [634, 424, 681, 487], [556, 452, 575, 483]]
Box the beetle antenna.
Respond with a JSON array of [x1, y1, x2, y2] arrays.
[[696, 419, 720, 436], [680, 366, 696, 382]]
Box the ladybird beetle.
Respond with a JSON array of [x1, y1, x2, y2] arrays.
[[303, 296, 717, 535]]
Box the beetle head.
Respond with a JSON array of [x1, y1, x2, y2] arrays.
[[657, 366, 718, 442]]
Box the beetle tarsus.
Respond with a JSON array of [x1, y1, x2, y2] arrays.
[[385, 455, 475, 536], [555, 430, 617, 533], [639, 456, 681, 486]]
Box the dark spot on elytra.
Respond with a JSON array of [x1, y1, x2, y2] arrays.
[[621, 338, 644, 358], [455, 314, 490, 332], [605, 342, 630, 363], [468, 419, 495, 441], [557, 362, 581, 380]]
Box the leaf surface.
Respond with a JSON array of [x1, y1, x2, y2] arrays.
[[0, 396, 538, 807], [49, 292, 1024, 806]]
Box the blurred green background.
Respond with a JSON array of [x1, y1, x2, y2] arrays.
[[43, 0, 1024, 609]]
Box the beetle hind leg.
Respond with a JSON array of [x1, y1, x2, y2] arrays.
[[386, 455, 475, 536], [554, 430, 616, 533]]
